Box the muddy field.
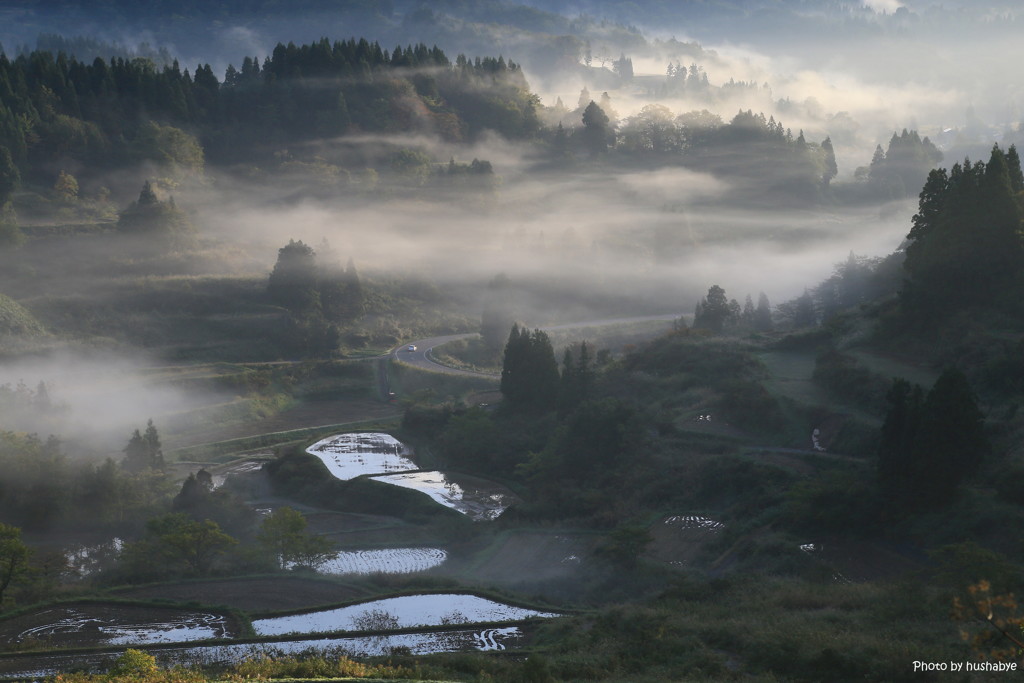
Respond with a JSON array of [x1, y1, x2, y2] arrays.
[[110, 577, 368, 613], [0, 603, 242, 650]]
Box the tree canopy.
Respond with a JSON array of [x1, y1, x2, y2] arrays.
[[901, 144, 1024, 319], [500, 324, 560, 410], [877, 369, 988, 511]]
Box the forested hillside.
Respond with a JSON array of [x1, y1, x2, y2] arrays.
[[0, 40, 536, 184]]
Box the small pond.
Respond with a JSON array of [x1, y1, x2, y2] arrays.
[[306, 432, 417, 480], [311, 547, 447, 575], [252, 593, 560, 636], [369, 471, 517, 521]]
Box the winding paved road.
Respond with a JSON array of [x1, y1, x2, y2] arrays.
[[390, 313, 683, 378]]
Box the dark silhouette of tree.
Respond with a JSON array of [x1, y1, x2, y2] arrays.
[[521, 398, 640, 491], [821, 136, 838, 188], [116, 181, 195, 245], [694, 285, 730, 332], [580, 101, 611, 157], [754, 292, 774, 331], [866, 129, 942, 198], [122, 419, 164, 473], [133, 513, 237, 576], [268, 239, 319, 314], [878, 369, 988, 511], [792, 289, 817, 328], [257, 506, 333, 570], [0, 147, 19, 205], [877, 378, 923, 503], [902, 145, 1024, 318], [558, 342, 593, 416], [915, 368, 989, 507], [500, 324, 559, 410], [1006, 144, 1024, 192], [0, 523, 29, 612]]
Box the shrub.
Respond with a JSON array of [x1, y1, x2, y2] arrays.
[[108, 649, 158, 677]]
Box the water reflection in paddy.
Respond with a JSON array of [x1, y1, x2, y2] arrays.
[[10, 606, 232, 648], [312, 547, 447, 575], [369, 471, 517, 521], [306, 433, 417, 480], [253, 593, 559, 636], [0, 627, 525, 679]]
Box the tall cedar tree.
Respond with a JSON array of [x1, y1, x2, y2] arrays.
[[558, 342, 594, 416], [902, 144, 1024, 318], [500, 324, 559, 410], [694, 285, 731, 332], [877, 369, 988, 511], [122, 419, 164, 473]]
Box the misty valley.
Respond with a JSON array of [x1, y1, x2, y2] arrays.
[[1, 1, 1024, 681]]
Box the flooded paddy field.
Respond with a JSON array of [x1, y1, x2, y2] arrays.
[[314, 547, 447, 575], [306, 432, 518, 520], [0, 625, 533, 679], [252, 593, 560, 636], [0, 604, 239, 649], [306, 432, 417, 480], [369, 471, 519, 521]]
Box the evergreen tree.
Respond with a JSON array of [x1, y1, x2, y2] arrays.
[[741, 295, 755, 327], [821, 136, 838, 187], [914, 368, 988, 507], [0, 147, 19, 205], [500, 325, 559, 410], [1006, 144, 1024, 192], [122, 419, 164, 473], [754, 292, 774, 331], [902, 145, 1024, 317], [343, 256, 364, 315], [877, 370, 987, 511], [116, 181, 195, 244], [694, 285, 730, 333], [557, 342, 593, 416], [581, 101, 611, 157], [877, 378, 923, 502], [792, 289, 817, 328]]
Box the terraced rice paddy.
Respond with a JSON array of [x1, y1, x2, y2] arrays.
[[369, 471, 517, 521], [0, 627, 528, 679], [252, 593, 560, 636], [2, 605, 234, 649], [314, 547, 447, 575], [306, 432, 417, 480]]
